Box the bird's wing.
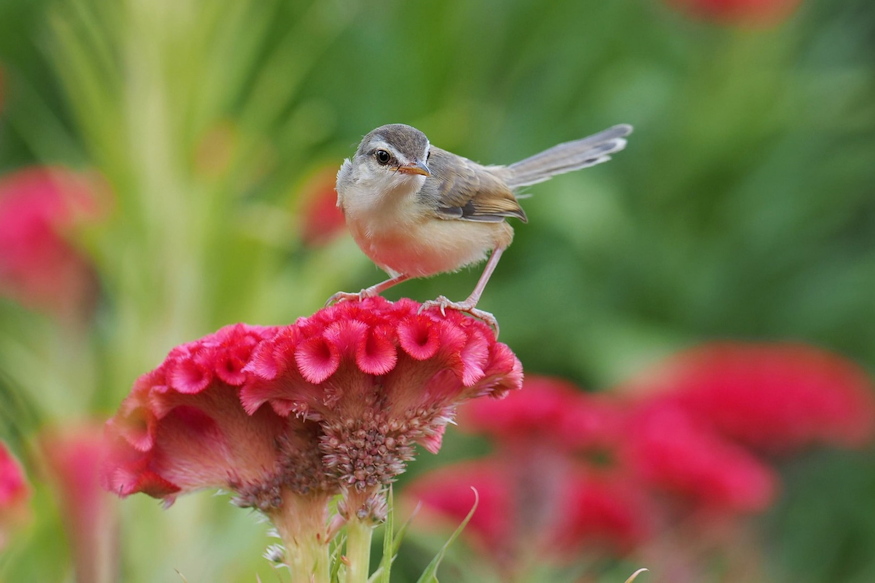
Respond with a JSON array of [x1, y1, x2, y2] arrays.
[[420, 147, 528, 224]]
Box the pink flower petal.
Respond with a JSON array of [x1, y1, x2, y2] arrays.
[[214, 351, 247, 386], [295, 336, 341, 384], [458, 329, 490, 386], [105, 456, 180, 499], [108, 408, 153, 453], [418, 421, 447, 454], [356, 326, 398, 375], [168, 356, 212, 394], [323, 319, 369, 355], [244, 336, 288, 381], [397, 316, 441, 360]]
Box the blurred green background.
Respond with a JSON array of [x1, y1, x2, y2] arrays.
[[0, 0, 874, 580]]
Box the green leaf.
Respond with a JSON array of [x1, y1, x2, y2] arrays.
[[415, 487, 479, 583], [370, 487, 419, 583]]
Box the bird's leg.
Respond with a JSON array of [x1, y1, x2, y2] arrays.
[[421, 246, 506, 334], [326, 273, 410, 307]]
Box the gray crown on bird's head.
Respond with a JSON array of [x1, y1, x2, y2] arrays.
[[357, 124, 430, 160]]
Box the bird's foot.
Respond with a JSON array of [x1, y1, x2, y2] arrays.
[[325, 289, 376, 307], [419, 296, 500, 337]]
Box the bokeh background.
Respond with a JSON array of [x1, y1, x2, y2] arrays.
[[1, 0, 874, 581]]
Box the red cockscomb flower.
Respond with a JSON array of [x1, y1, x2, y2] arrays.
[[42, 424, 118, 583], [665, 0, 802, 26], [103, 322, 339, 575], [297, 168, 346, 247], [242, 296, 523, 518], [103, 299, 521, 577], [0, 442, 30, 550], [405, 461, 654, 568], [461, 375, 621, 453], [0, 166, 106, 319], [550, 470, 654, 556], [407, 376, 653, 570], [622, 400, 776, 514], [405, 461, 513, 559], [104, 297, 522, 545], [624, 343, 875, 454], [102, 322, 315, 505]]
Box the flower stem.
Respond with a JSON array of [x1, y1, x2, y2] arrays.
[[344, 515, 374, 583], [271, 493, 331, 583]]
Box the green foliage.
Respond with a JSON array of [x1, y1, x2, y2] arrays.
[[415, 490, 478, 583], [0, 0, 874, 581]]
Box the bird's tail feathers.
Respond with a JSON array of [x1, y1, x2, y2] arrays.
[[504, 124, 632, 188]]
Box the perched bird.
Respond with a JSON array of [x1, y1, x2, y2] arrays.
[[331, 123, 632, 329]]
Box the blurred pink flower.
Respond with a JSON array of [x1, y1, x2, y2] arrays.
[[460, 375, 621, 453], [550, 470, 654, 556], [408, 344, 875, 577], [0, 166, 107, 320], [665, 0, 802, 26], [404, 461, 512, 558], [621, 400, 777, 514], [406, 376, 653, 571], [297, 168, 346, 247], [405, 456, 653, 568], [0, 442, 30, 550], [42, 424, 118, 583], [623, 343, 875, 453]]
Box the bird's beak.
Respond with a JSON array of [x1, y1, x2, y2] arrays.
[[398, 161, 430, 177]]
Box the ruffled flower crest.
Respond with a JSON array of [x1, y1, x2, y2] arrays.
[[104, 298, 523, 526], [241, 298, 522, 511], [102, 322, 337, 509]]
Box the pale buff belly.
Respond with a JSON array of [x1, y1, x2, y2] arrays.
[[350, 219, 513, 278]]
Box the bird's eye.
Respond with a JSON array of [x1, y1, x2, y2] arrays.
[[374, 149, 391, 165]]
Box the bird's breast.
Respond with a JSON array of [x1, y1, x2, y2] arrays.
[[338, 170, 513, 278], [349, 217, 512, 278]]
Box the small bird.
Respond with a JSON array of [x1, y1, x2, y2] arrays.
[[330, 123, 632, 329]]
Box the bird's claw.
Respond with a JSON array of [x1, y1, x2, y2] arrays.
[[325, 290, 372, 308], [419, 296, 500, 337]]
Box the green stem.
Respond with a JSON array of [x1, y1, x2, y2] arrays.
[[271, 493, 331, 583], [345, 515, 375, 583]]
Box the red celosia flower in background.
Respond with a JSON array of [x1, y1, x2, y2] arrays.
[[242, 296, 522, 517], [404, 461, 513, 558], [665, 0, 802, 26], [460, 375, 621, 453], [406, 375, 653, 570], [42, 424, 118, 583], [0, 442, 30, 550], [404, 459, 654, 567], [623, 343, 875, 453], [104, 297, 522, 527], [549, 470, 654, 556], [407, 344, 875, 577], [0, 166, 107, 320], [621, 400, 776, 514], [297, 168, 346, 247]]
